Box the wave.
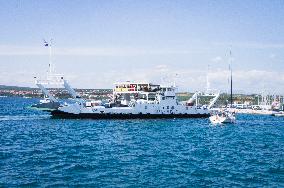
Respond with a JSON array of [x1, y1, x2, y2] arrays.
[[0, 114, 51, 121]]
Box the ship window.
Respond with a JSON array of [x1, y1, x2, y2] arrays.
[[162, 97, 165, 100], [171, 106, 174, 109], [167, 106, 169, 109], [163, 107, 164, 109], [145, 106, 147, 109], [186, 107, 188, 110]]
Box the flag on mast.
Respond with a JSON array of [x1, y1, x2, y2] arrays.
[[44, 40, 49, 47]]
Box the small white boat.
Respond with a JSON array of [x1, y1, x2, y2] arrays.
[[209, 110, 236, 124], [210, 49, 236, 124], [273, 112, 284, 117]]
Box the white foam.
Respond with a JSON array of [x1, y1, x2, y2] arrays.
[[0, 114, 51, 121]]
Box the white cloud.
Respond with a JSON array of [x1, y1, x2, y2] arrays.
[[1, 66, 284, 94], [269, 53, 276, 59], [214, 42, 284, 49], [211, 56, 223, 63], [62, 68, 284, 94], [0, 45, 201, 56]]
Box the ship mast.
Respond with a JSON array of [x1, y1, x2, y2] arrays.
[[48, 39, 53, 74], [229, 49, 233, 106], [44, 39, 53, 75], [49, 39, 52, 73], [206, 64, 210, 93]]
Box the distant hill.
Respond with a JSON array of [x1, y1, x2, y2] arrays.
[[0, 85, 112, 92]]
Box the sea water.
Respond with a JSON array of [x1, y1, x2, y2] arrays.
[[0, 97, 283, 187]]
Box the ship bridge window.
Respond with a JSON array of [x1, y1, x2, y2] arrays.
[[138, 94, 147, 100], [148, 93, 156, 101]]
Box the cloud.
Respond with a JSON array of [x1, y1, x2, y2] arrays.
[[1, 66, 284, 94], [211, 56, 222, 63], [0, 45, 202, 56], [64, 67, 284, 94], [269, 53, 276, 59], [214, 42, 284, 49]]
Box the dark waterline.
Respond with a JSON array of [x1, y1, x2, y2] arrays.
[[0, 97, 283, 187]]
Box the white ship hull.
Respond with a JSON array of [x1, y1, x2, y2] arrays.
[[209, 114, 236, 124], [51, 101, 210, 119]]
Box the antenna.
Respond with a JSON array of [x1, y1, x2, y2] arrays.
[[206, 64, 210, 92], [49, 39, 53, 74], [173, 73, 178, 87], [43, 38, 54, 75]]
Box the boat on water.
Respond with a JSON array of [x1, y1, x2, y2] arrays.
[[31, 39, 221, 119], [274, 113, 284, 117], [209, 109, 236, 124], [209, 50, 236, 124], [50, 81, 219, 119], [272, 111, 284, 117]]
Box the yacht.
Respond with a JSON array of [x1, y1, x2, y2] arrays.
[[209, 109, 236, 124], [209, 50, 236, 124]]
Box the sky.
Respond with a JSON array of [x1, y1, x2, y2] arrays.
[[0, 0, 284, 94]]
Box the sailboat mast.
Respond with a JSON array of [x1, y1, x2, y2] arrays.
[[230, 50, 233, 106], [206, 64, 210, 92]]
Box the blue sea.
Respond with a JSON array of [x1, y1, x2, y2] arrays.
[[0, 97, 283, 187]]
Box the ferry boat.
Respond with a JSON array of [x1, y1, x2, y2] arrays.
[[50, 81, 219, 119], [32, 40, 220, 119]]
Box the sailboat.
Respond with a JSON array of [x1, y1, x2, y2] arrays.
[[209, 50, 236, 124]]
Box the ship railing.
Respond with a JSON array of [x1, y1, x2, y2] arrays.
[[115, 88, 136, 92], [114, 88, 160, 93], [35, 80, 65, 86]]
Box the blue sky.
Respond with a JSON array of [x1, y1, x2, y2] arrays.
[[0, 0, 284, 93]]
